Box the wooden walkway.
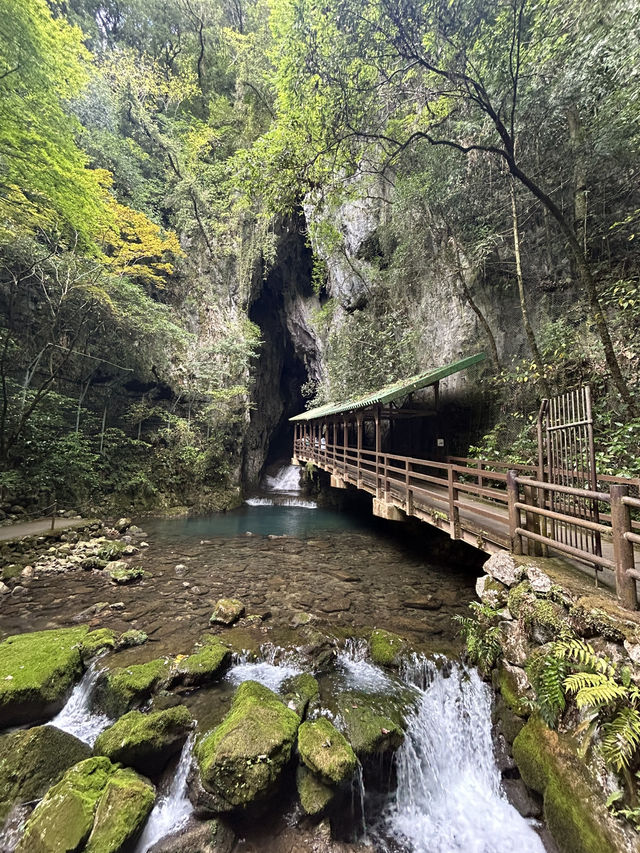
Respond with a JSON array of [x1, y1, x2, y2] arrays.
[[293, 440, 640, 604]]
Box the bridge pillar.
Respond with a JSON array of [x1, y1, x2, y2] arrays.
[[373, 497, 406, 522], [331, 474, 347, 489]]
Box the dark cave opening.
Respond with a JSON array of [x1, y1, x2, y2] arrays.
[[242, 217, 316, 486]]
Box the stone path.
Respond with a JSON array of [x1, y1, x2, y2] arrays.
[[0, 517, 87, 542]]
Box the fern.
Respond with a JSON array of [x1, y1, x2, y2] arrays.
[[527, 651, 568, 727], [453, 602, 503, 675], [601, 707, 640, 772]]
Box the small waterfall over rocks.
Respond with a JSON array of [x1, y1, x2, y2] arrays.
[[135, 737, 194, 853], [225, 644, 304, 691], [265, 464, 302, 492], [50, 662, 111, 747], [374, 656, 545, 853]]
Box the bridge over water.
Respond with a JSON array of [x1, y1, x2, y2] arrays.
[[290, 355, 640, 610]]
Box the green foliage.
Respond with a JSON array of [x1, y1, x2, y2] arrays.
[[526, 651, 569, 728], [453, 602, 503, 675]]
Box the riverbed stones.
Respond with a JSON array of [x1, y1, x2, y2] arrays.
[[0, 627, 104, 728], [0, 725, 91, 824], [281, 672, 319, 717], [168, 640, 231, 690], [298, 717, 357, 785], [94, 706, 193, 776], [210, 598, 245, 626], [332, 691, 405, 758], [483, 552, 524, 587], [94, 657, 173, 717], [196, 680, 300, 810], [108, 562, 145, 584], [148, 816, 235, 853], [15, 756, 155, 853], [369, 629, 405, 667], [0, 582, 9, 595]]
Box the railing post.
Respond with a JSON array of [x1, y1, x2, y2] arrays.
[[448, 465, 460, 539], [477, 459, 483, 492], [406, 459, 413, 516], [507, 470, 523, 555], [50, 500, 57, 531], [611, 485, 638, 611], [523, 482, 543, 557]]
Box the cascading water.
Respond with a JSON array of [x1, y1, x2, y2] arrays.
[[245, 463, 317, 508], [135, 737, 194, 853], [376, 656, 545, 853], [265, 464, 302, 492], [225, 644, 303, 690], [50, 662, 111, 746]]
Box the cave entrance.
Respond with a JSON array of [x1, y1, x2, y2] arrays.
[[243, 217, 317, 487]]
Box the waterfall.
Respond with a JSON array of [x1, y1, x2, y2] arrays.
[[50, 662, 111, 747], [264, 464, 302, 492], [379, 657, 545, 853], [225, 644, 303, 691], [336, 638, 397, 693], [135, 737, 194, 853]]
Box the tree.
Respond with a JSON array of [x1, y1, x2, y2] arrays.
[[262, 0, 638, 413]]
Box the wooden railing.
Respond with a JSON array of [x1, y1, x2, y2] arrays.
[[294, 439, 640, 610]]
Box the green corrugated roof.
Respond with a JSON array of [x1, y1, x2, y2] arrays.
[[290, 352, 486, 421]]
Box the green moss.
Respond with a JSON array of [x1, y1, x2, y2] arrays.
[[513, 717, 625, 853], [15, 757, 113, 853], [95, 657, 172, 717], [210, 598, 245, 626], [81, 629, 117, 661], [0, 725, 91, 824], [506, 581, 534, 619], [94, 706, 192, 776], [2, 564, 22, 581], [494, 664, 529, 717], [108, 563, 145, 584], [97, 540, 128, 561], [168, 639, 230, 689], [334, 691, 406, 757], [296, 765, 335, 815], [196, 680, 300, 809], [84, 767, 155, 852], [0, 627, 88, 727], [369, 629, 405, 667], [298, 717, 357, 785], [568, 596, 640, 642], [116, 629, 148, 649], [281, 672, 320, 717]]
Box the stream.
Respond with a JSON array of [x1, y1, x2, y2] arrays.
[[0, 464, 548, 852]]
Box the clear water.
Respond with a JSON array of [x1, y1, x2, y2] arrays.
[[135, 737, 194, 853], [376, 656, 545, 853], [50, 662, 111, 747], [144, 503, 361, 542]]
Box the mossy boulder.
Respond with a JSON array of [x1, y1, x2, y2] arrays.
[[296, 765, 335, 816], [84, 767, 155, 852], [0, 725, 91, 824], [116, 630, 149, 650], [210, 598, 245, 626], [0, 628, 88, 728], [493, 661, 531, 717], [369, 629, 405, 667], [512, 716, 627, 853], [97, 540, 128, 561], [196, 680, 300, 810], [108, 563, 145, 584], [298, 717, 357, 785], [16, 755, 154, 853], [94, 658, 172, 717], [94, 706, 193, 776], [168, 640, 231, 690], [281, 672, 320, 717], [147, 816, 235, 853], [80, 628, 117, 662], [332, 690, 407, 758]]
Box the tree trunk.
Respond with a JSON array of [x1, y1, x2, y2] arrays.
[[509, 177, 550, 398]]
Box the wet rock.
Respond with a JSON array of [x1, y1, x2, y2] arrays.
[[81, 557, 108, 571], [0, 725, 91, 824], [298, 717, 357, 785], [401, 595, 442, 611], [296, 764, 335, 816], [195, 680, 300, 810], [94, 657, 173, 717], [80, 628, 117, 662], [98, 540, 129, 561], [11, 585, 26, 596], [94, 706, 193, 776], [0, 582, 9, 595], [115, 517, 132, 533], [502, 777, 542, 818], [148, 816, 235, 853], [15, 756, 155, 853], [168, 640, 231, 690], [499, 619, 530, 667], [282, 672, 319, 717], [484, 552, 524, 588], [290, 611, 317, 629], [331, 691, 407, 758], [73, 601, 110, 622], [494, 661, 532, 716], [369, 629, 405, 667], [0, 627, 87, 727], [128, 525, 145, 537], [116, 629, 149, 649], [210, 598, 245, 626]]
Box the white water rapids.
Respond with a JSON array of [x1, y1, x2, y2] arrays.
[[50, 662, 111, 746], [264, 464, 303, 492], [376, 656, 545, 853], [245, 463, 317, 508]]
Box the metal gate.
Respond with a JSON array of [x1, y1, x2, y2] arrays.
[[537, 385, 602, 559]]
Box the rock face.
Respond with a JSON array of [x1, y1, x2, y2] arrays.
[[332, 691, 405, 758], [148, 817, 235, 853], [281, 672, 319, 717], [297, 717, 357, 785], [167, 640, 231, 690], [94, 658, 172, 717], [196, 680, 300, 810], [483, 552, 524, 588], [0, 627, 98, 728], [209, 599, 245, 626], [0, 725, 91, 824], [296, 765, 335, 816], [94, 706, 193, 776], [15, 756, 155, 853]]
